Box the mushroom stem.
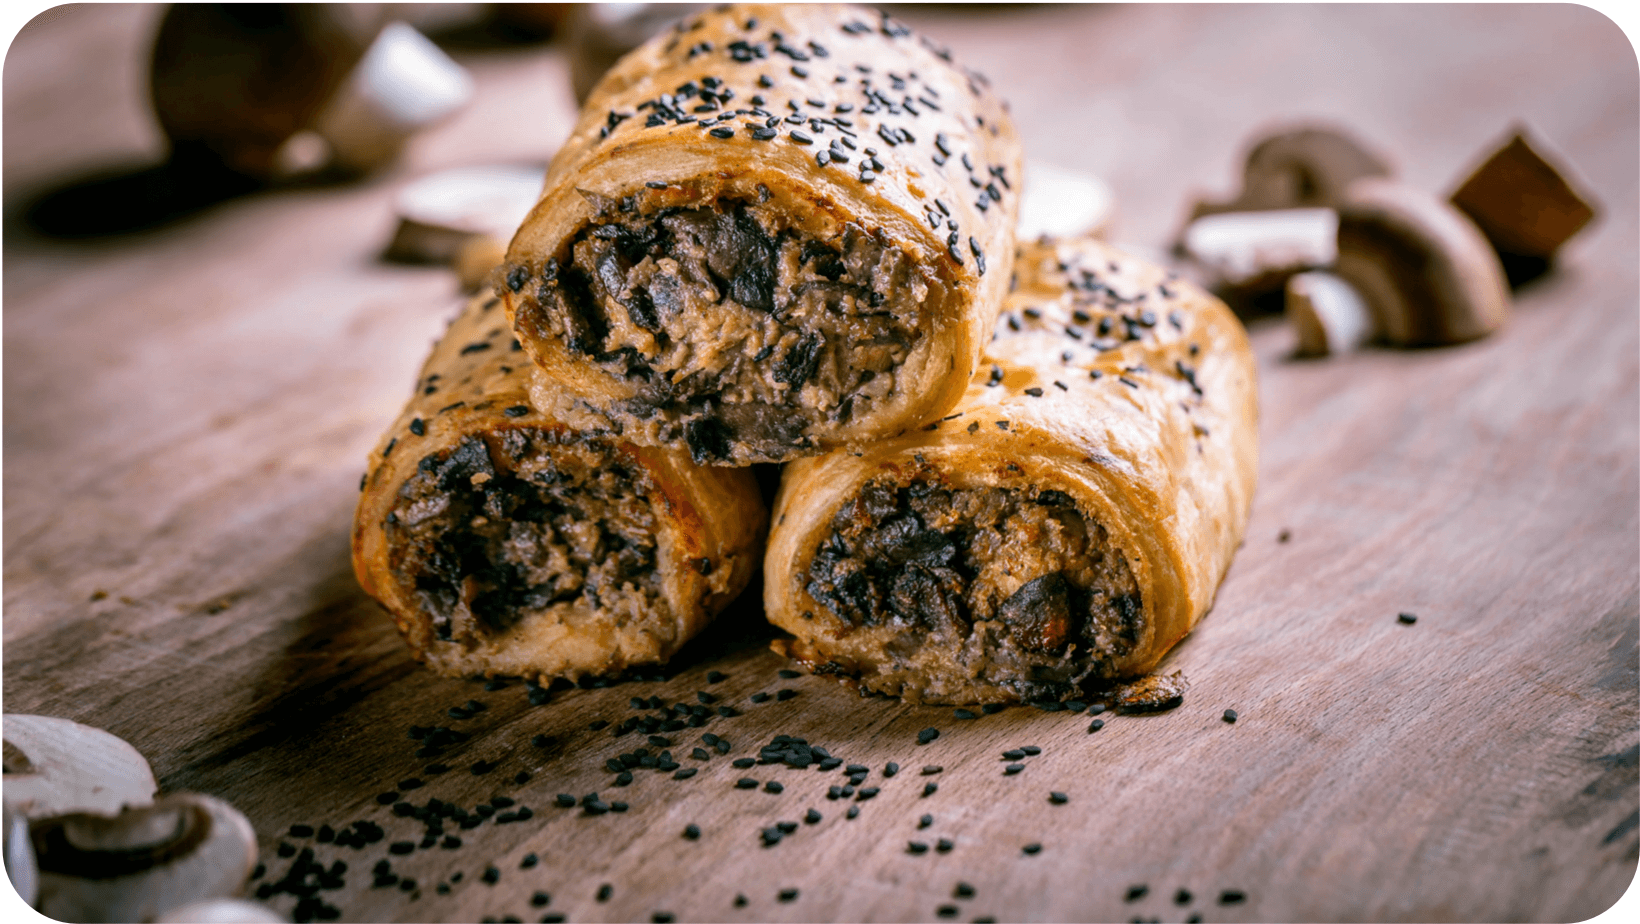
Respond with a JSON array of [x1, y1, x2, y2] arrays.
[[1286, 271, 1375, 357]]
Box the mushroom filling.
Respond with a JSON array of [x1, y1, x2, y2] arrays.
[[509, 196, 931, 461], [386, 429, 660, 644], [804, 478, 1142, 685]]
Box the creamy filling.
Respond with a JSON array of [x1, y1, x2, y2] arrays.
[[386, 429, 660, 645], [509, 196, 930, 462], [804, 478, 1141, 688]]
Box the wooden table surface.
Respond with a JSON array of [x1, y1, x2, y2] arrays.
[[4, 5, 1637, 923]]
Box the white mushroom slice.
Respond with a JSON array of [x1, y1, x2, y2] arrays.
[[309, 21, 474, 175], [157, 898, 286, 923], [1019, 160, 1117, 241], [385, 163, 547, 264], [1182, 208, 1338, 288], [1335, 178, 1510, 345], [32, 793, 259, 924], [3, 715, 157, 820], [1286, 271, 1374, 357]]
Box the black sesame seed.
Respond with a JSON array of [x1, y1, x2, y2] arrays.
[[908, 841, 929, 854], [936, 837, 954, 853], [923, 782, 938, 797], [1125, 885, 1149, 902], [955, 882, 975, 899], [1219, 890, 1247, 905], [1004, 764, 1023, 776], [1223, 709, 1239, 723], [555, 794, 576, 808], [1088, 719, 1106, 732], [953, 708, 976, 720], [709, 126, 734, 139], [1024, 387, 1043, 397], [937, 905, 959, 918], [597, 884, 613, 902], [751, 691, 772, 703], [736, 778, 758, 789], [1022, 843, 1042, 855], [919, 813, 934, 829], [675, 768, 699, 780], [776, 689, 798, 701], [1049, 792, 1069, 804], [857, 787, 879, 800], [1175, 888, 1193, 905], [917, 727, 940, 744], [765, 781, 784, 794], [846, 805, 860, 819], [388, 841, 414, 855], [884, 762, 899, 777], [1398, 612, 1418, 624], [778, 888, 800, 902]]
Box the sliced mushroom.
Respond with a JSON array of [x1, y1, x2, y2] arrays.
[[1449, 128, 1599, 286], [1181, 207, 1338, 291], [3, 715, 157, 821], [157, 898, 286, 923], [1286, 271, 1375, 357], [1018, 160, 1117, 241], [32, 793, 259, 924], [1335, 178, 1510, 345]]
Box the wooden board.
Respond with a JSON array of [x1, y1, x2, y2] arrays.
[[3, 5, 1636, 923]]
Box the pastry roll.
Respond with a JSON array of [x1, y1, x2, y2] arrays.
[[502, 3, 1021, 465], [353, 293, 766, 680], [763, 237, 1258, 704]]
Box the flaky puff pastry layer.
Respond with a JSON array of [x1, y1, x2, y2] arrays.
[[502, 3, 1021, 464], [764, 237, 1258, 703], [353, 293, 765, 680]]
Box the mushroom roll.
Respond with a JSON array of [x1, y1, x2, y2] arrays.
[[503, 3, 1021, 465], [763, 237, 1258, 704], [354, 293, 766, 680]]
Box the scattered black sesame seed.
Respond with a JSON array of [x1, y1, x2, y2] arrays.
[[289, 824, 314, 838], [1175, 888, 1193, 905], [1219, 890, 1247, 905], [1223, 709, 1239, 723], [675, 768, 699, 780], [1398, 612, 1418, 624], [1003, 764, 1023, 776], [1125, 885, 1149, 902], [765, 781, 785, 794], [857, 787, 879, 800], [953, 708, 976, 720], [846, 805, 860, 819], [923, 782, 938, 797], [1049, 792, 1069, 804], [597, 884, 613, 902], [1022, 843, 1042, 855], [919, 813, 934, 829], [917, 727, 940, 744], [778, 887, 800, 903], [1088, 719, 1106, 732], [908, 841, 929, 854], [776, 689, 798, 701], [884, 762, 900, 777], [736, 778, 758, 789], [955, 882, 976, 899], [555, 794, 576, 808], [751, 691, 772, 703]]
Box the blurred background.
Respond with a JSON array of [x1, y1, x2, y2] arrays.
[[2, 7, 1636, 923]]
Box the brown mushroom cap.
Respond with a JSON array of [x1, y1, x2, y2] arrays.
[[1334, 178, 1510, 346]]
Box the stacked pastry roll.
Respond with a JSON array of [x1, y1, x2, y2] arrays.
[[354, 3, 1031, 680], [502, 3, 1021, 464], [352, 295, 765, 679], [763, 238, 1259, 704]]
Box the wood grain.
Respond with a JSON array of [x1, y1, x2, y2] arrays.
[[4, 5, 1636, 923]]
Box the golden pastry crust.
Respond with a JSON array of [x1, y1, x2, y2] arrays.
[[764, 237, 1258, 704], [501, 3, 1021, 465], [353, 292, 766, 680]]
